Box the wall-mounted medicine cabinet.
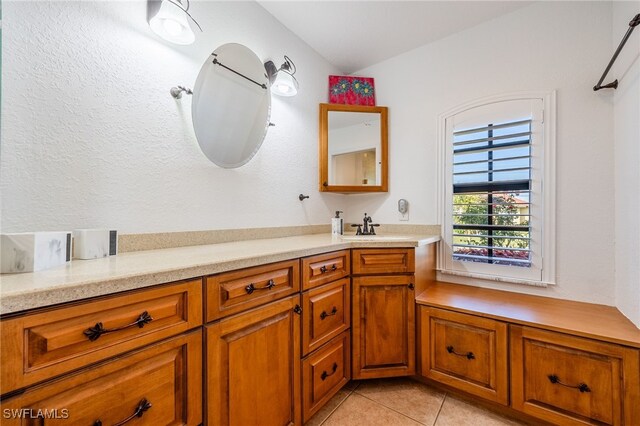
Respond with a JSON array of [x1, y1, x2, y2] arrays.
[[319, 103, 388, 193]]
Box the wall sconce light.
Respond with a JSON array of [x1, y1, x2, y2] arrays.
[[265, 56, 299, 97], [148, 0, 202, 45]]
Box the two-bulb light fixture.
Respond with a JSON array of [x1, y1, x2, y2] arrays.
[[265, 56, 299, 97], [148, 0, 202, 45]]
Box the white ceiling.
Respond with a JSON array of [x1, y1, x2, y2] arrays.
[[258, 1, 531, 73]]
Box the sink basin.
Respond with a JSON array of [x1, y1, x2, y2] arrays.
[[340, 235, 412, 242]]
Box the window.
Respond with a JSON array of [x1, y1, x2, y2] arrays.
[[439, 93, 555, 285], [452, 119, 532, 267]]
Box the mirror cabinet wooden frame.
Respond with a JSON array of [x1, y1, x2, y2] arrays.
[[319, 103, 389, 193]]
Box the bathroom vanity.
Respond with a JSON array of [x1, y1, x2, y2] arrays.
[[0, 234, 436, 425], [1, 233, 639, 426]]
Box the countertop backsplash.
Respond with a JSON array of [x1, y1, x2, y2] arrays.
[[117, 224, 441, 253]]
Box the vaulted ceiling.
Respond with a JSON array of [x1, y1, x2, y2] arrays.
[[258, 1, 531, 73]]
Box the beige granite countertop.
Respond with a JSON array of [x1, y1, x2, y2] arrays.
[[0, 233, 440, 315]]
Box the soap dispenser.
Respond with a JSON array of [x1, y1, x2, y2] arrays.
[[331, 211, 344, 236]]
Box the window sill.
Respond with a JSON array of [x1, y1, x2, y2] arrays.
[[438, 269, 555, 288]]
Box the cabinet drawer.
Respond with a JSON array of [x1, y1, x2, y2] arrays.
[[302, 331, 351, 423], [301, 250, 350, 290], [206, 259, 300, 321], [302, 278, 350, 356], [419, 307, 508, 405], [511, 326, 640, 425], [0, 279, 202, 395], [0, 330, 202, 426], [352, 248, 415, 275]]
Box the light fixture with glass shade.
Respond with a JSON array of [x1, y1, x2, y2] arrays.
[[265, 56, 299, 97], [148, 0, 202, 45]]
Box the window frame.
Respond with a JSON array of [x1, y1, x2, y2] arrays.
[[437, 92, 556, 286]]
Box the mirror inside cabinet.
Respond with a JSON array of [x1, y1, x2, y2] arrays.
[[319, 103, 388, 192]]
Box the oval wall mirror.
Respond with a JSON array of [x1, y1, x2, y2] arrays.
[[192, 43, 271, 168]]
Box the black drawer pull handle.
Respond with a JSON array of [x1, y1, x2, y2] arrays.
[[84, 311, 153, 342], [93, 398, 152, 426], [446, 345, 475, 360], [321, 363, 338, 381], [319, 264, 338, 274], [245, 279, 276, 294], [548, 374, 591, 393], [320, 306, 338, 320]]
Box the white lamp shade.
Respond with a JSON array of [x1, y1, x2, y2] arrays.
[[149, 0, 195, 45], [271, 71, 298, 97]]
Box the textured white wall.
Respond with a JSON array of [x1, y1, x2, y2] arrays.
[[2, 1, 632, 310], [1, 1, 344, 234], [347, 2, 617, 305], [613, 2, 640, 327]]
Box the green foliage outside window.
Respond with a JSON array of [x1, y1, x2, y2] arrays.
[[453, 193, 529, 250]]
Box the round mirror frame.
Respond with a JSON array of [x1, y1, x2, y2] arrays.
[[192, 43, 271, 168]]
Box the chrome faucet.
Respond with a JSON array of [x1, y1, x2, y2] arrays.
[[351, 213, 380, 235]]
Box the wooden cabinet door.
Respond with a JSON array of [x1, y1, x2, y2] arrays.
[[419, 307, 508, 405], [0, 330, 202, 426], [511, 325, 640, 425], [352, 275, 415, 379], [207, 296, 301, 426]]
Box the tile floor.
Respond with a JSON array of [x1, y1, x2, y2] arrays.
[[305, 378, 527, 426]]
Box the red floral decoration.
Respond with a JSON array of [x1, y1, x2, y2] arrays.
[[329, 75, 375, 106]]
